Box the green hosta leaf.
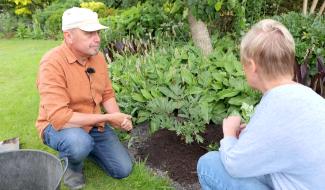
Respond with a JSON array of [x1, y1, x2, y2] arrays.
[[198, 71, 212, 87], [228, 77, 246, 91], [222, 78, 229, 86], [131, 93, 146, 102], [148, 97, 178, 114], [186, 86, 203, 95], [212, 82, 223, 91], [140, 89, 153, 100], [200, 93, 216, 103], [199, 101, 210, 123], [211, 103, 227, 123], [171, 85, 184, 98], [159, 86, 178, 99], [112, 83, 120, 92], [229, 109, 241, 116], [228, 0, 237, 9], [181, 68, 194, 85], [228, 95, 248, 106], [130, 74, 143, 87], [227, 106, 240, 115], [233, 61, 244, 73], [215, 0, 223, 11], [212, 72, 227, 81], [150, 119, 160, 134], [171, 0, 182, 13], [216, 89, 240, 100], [224, 60, 235, 74], [150, 89, 161, 98], [137, 116, 149, 123]]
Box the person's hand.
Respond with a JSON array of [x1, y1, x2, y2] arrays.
[[120, 117, 133, 131], [107, 112, 132, 130], [236, 123, 246, 138], [222, 116, 241, 138]]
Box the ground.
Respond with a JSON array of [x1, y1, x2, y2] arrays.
[[129, 124, 224, 190]]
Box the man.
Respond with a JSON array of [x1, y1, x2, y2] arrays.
[[36, 7, 133, 190], [197, 19, 325, 189]]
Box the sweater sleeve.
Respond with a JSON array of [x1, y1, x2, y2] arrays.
[[219, 97, 295, 178]]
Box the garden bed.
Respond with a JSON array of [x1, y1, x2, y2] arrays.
[[128, 123, 223, 190]]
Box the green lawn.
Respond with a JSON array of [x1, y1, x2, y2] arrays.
[[0, 39, 173, 190]]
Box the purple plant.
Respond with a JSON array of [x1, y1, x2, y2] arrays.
[[294, 49, 325, 98]]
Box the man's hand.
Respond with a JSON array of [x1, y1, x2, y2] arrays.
[[120, 118, 133, 131], [107, 112, 132, 131], [222, 116, 242, 137]]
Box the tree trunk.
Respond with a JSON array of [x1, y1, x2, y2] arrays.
[[310, 0, 319, 14], [188, 11, 213, 56], [319, 0, 325, 14], [303, 0, 308, 15]]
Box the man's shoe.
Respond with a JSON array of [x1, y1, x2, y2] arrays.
[[64, 168, 85, 190]]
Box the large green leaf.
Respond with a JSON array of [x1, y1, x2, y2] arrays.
[[131, 93, 146, 102], [159, 86, 178, 99], [140, 89, 153, 100], [214, 0, 223, 11], [199, 101, 210, 123], [216, 88, 239, 100], [181, 68, 194, 85]]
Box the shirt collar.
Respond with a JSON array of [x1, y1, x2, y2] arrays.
[[61, 42, 87, 66]]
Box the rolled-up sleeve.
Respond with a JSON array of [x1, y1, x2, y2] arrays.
[[37, 59, 73, 130], [101, 54, 115, 102]]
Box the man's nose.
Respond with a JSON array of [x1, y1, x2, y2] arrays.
[[93, 32, 100, 42]]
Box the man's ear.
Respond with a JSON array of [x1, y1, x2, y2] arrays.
[[63, 31, 73, 44]]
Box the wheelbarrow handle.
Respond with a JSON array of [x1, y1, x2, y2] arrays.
[[55, 157, 68, 190]]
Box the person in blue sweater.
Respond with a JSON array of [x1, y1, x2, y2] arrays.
[[197, 19, 325, 190]]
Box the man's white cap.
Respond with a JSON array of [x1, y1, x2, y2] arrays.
[[62, 7, 108, 32]]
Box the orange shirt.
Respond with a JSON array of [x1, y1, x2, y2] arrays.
[[36, 43, 115, 138]]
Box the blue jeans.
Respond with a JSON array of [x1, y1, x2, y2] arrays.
[[197, 151, 273, 190], [43, 124, 132, 179]]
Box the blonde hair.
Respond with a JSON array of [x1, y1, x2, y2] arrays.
[[240, 19, 295, 79]]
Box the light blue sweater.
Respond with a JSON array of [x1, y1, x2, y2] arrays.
[[219, 83, 325, 190]]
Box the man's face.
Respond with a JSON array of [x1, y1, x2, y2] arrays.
[[67, 29, 101, 57]]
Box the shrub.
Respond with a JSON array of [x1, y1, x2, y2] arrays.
[[0, 12, 18, 38], [100, 2, 189, 45], [274, 12, 325, 70], [33, 0, 80, 39], [15, 22, 31, 39], [80, 1, 110, 17]]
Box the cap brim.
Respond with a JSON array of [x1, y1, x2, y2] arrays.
[[79, 23, 108, 32]]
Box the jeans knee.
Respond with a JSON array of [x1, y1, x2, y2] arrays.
[[111, 160, 133, 179], [62, 131, 94, 162], [197, 151, 220, 175]]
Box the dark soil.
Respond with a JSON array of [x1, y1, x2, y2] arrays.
[[129, 124, 224, 189]]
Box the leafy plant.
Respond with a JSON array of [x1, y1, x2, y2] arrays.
[[100, 2, 189, 44], [110, 38, 261, 144], [80, 1, 110, 17], [274, 12, 325, 68], [206, 142, 219, 151], [294, 51, 325, 98], [15, 22, 31, 39], [0, 12, 18, 38]]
